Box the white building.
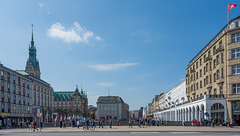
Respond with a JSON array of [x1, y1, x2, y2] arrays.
[[96, 96, 127, 120], [154, 80, 227, 123]]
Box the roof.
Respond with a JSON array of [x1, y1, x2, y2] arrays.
[[187, 16, 240, 68], [53, 88, 88, 101], [97, 96, 123, 103], [53, 91, 75, 101], [16, 70, 30, 76]]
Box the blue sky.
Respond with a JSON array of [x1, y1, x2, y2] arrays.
[[0, 0, 239, 110]]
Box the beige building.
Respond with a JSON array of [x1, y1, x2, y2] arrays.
[[0, 64, 33, 126], [53, 86, 88, 117], [186, 16, 240, 125]]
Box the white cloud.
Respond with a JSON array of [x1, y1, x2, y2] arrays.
[[89, 63, 138, 71], [47, 22, 98, 43], [98, 82, 114, 87], [38, 3, 45, 8], [95, 36, 103, 41]]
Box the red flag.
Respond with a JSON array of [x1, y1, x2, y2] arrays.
[[228, 3, 237, 11]]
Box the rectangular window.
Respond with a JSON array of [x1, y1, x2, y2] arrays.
[[210, 75, 212, 83], [217, 55, 219, 65], [217, 70, 220, 79], [232, 48, 240, 59], [196, 62, 198, 69], [206, 76, 208, 84], [221, 68, 224, 78], [214, 59, 216, 68], [200, 59, 202, 66], [200, 81, 202, 88], [232, 33, 240, 43], [206, 63, 208, 72], [232, 84, 240, 94], [0, 70, 3, 77], [214, 73, 216, 82], [213, 46, 216, 54], [235, 22, 239, 28], [200, 69, 202, 77], [232, 65, 240, 75], [196, 72, 198, 79], [219, 41, 222, 48], [221, 53, 224, 63], [204, 67, 206, 75]]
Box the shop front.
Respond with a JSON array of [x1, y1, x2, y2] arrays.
[[233, 101, 240, 126], [0, 113, 33, 128]]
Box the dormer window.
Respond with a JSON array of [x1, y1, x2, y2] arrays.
[[235, 21, 239, 28]]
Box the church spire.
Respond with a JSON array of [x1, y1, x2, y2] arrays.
[[31, 24, 34, 48], [25, 24, 41, 78]]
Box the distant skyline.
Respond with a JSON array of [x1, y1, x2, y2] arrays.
[[0, 0, 239, 110]]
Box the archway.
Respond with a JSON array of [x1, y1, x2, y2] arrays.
[[200, 104, 204, 120], [192, 106, 195, 120], [211, 103, 224, 123], [196, 105, 200, 121]]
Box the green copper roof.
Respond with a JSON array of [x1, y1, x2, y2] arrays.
[[53, 91, 75, 101], [16, 70, 30, 76]]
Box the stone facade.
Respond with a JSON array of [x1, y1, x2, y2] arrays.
[[96, 96, 128, 121], [0, 29, 54, 125], [53, 86, 88, 117], [0, 64, 33, 125], [186, 16, 240, 125]]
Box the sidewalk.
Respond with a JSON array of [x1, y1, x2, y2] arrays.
[[1, 126, 240, 133]]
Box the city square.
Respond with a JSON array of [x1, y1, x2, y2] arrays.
[[1, 0, 240, 135]]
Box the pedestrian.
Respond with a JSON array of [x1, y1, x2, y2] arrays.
[[33, 120, 38, 132], [157, 119, 159, 126], [40, 121, 43, 129], [109, 119, 112, 129], [99, 119, 103, 128], [60, 120, 62, 128], [226, 119, 229, 127], [129, 120, 133, 128], [77, 120, 80, 129], [182, 120, 185, 126]]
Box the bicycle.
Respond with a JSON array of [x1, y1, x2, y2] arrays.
[[83, 125, 95, 131]]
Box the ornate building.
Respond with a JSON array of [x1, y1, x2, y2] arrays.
[[53, 86, 88, 117], [0, 27, 54, 126], [25, 29, 40, 79]]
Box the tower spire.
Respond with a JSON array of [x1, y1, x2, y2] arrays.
[[31, 24, 34, 42]]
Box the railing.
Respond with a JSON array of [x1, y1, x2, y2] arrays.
[[204, 56, 212, 62], [208, 94, 225, 99], [215, 47, 224, 54]]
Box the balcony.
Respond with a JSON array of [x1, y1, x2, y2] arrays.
[[207, 94, 225, 99], [190, 69, 195, 73], [205, 56, 212, 62], [215, 47, 224, 54]]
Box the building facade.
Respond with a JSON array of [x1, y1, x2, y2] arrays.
[[186, 16, 240, 125], [96, 96, 128, 120], [53, 86, 88, 117], [0, 64, 33, 126], [0, 28, 54, 126]]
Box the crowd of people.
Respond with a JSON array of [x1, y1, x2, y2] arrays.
[[0, 119, 42, 132]]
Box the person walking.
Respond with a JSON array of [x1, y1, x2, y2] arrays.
[[109, 119, 112, 129], [40, 121, 43, 130], [77, 120, 80, 129], [33, 120, 38, 132], [128, 120, 133, 128], [99, 119, 103, 128]]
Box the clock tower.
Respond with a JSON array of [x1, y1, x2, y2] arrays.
[[25, 25, 41, 78]]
